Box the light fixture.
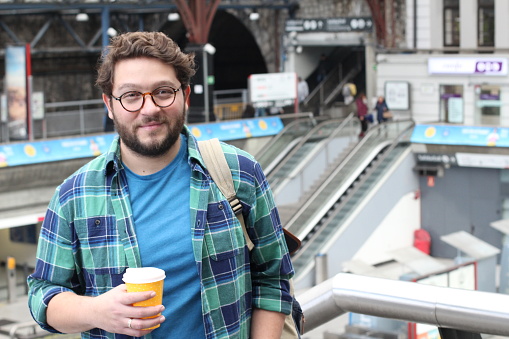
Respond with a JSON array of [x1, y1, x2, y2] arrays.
[[107, 27, 118, 37], [76, 12, 89, 22], [203, 43, 216, 55], [249, 11, 260, 21], [167, 13, 180, 21]]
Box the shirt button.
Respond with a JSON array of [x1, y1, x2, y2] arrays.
[[95, 219, 101, 226], [218, 203, 224, 210]]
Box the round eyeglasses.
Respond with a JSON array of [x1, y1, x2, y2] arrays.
[[111, 86, 181, 112]]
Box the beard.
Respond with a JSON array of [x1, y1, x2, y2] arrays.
[[112, 106, 186, 158]]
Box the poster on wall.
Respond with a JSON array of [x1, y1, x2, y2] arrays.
[[385, 81, 410, 110], [32, 92, 45, 120], [5, 45, 28, 140], [448, 97, 463, 123]]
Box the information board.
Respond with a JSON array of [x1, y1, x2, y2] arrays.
[[285, 17, 373, 32], [248, 72, 297, 107], [385, 81, 410, 110]]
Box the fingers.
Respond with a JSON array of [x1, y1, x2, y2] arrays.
[[124, 290, 157, 306], [130, 305, 165, 320], [125, 314, 166, 333]]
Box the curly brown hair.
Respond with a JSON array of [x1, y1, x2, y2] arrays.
[[96, 31, 196, 96]]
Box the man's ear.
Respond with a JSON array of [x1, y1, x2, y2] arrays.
[[102, 94, 114, 120], [184, 86, 191, 107]]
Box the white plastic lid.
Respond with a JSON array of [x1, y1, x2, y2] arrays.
[[122, 267, 166, 284]]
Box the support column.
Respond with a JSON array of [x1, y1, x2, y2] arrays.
[[460, 0, 477, 50], [101, 7, 110, 50], [495, 0, 509, 49]]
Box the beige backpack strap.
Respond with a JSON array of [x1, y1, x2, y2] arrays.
[[198, 138, 255, 251]]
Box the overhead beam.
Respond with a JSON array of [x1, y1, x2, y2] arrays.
[[175, 0, 221, 44]]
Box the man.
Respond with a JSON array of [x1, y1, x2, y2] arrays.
[[28, 31, 294, 339], [297, 77, 309, 104]]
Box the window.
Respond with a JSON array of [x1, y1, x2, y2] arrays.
[[10, 224, 37, 244], [476, 84, 500, 125], [478, 0, 494, 47], [444, 0, 460, 47]]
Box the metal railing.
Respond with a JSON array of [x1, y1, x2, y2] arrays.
[[299, 273, 509, 337]]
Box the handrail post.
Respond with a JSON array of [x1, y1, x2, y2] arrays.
[[79, 103, 85, 135]]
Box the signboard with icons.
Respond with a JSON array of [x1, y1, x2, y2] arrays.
[[285, 17, 373, 33], [428, 57, 508, 76]]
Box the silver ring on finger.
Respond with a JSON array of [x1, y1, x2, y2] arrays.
[[127, 318, 133, 329]]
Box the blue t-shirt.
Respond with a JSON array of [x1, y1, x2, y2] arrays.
[[125, 135, 205, 338]]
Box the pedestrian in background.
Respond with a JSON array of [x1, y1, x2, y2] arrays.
[[28, 31, 294, 339], [375, 95, 390, 124], [297, 76, 309, 104], [355, 92, 369, 138]]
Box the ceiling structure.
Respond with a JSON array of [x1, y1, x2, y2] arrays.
[[0, 0, 300, 56]]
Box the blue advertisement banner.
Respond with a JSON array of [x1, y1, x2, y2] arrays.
[[0, 117, 284, 167], [189, 116, 284, 141], [411, 124, 509, 147], [0, 134, 116, 167]]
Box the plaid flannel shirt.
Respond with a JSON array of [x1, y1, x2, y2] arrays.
[[28, 126, 294, 339]]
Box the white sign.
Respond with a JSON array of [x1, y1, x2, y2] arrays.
[[31, 92, 45, 120], [448, 97, 463, 123], [385, 81, 410, 110], [428, 57, 508, 76], [456, 152, 509, 169], [248, 72, 297, 103]]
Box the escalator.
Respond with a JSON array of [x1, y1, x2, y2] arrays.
[[283, 120, 416, 283]]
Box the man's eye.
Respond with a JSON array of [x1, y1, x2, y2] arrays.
[[154, 88, 172, 95], [123, 92, 140, 99]]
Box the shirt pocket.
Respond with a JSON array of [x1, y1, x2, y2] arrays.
[[74, 216, 127, 271], [204, 201, 243, 261]]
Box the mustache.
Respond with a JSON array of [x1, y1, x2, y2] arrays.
[[136, 116, 168, 126]]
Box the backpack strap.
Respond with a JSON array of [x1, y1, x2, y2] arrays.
[[198, 138, 255, 251]]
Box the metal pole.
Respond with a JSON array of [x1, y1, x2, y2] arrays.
[[314, 253, 328, 284], [79, 103, 85, 135], [6, 256, 16, 303], [203, 49, 209, 123]]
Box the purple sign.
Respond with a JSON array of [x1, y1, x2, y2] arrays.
[[440, 93, 462, 99], [480, 93, 500, 100], [475, 61, 503, 74], [429, 57, 508, 76]]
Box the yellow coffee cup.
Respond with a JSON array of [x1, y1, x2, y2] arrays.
[[123, 267, 166, 329]]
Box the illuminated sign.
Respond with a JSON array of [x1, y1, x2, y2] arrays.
[[428, 57, 508, 76], [285, 17, 373, 33]]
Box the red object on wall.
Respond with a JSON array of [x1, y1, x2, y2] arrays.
[[413, 229, 431, 254]]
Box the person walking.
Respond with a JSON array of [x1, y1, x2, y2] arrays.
[[28, 31, 294, 339], [355, 92, 369, 138], [297, 76, 309, 104], [375, 95, 390, 124]]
